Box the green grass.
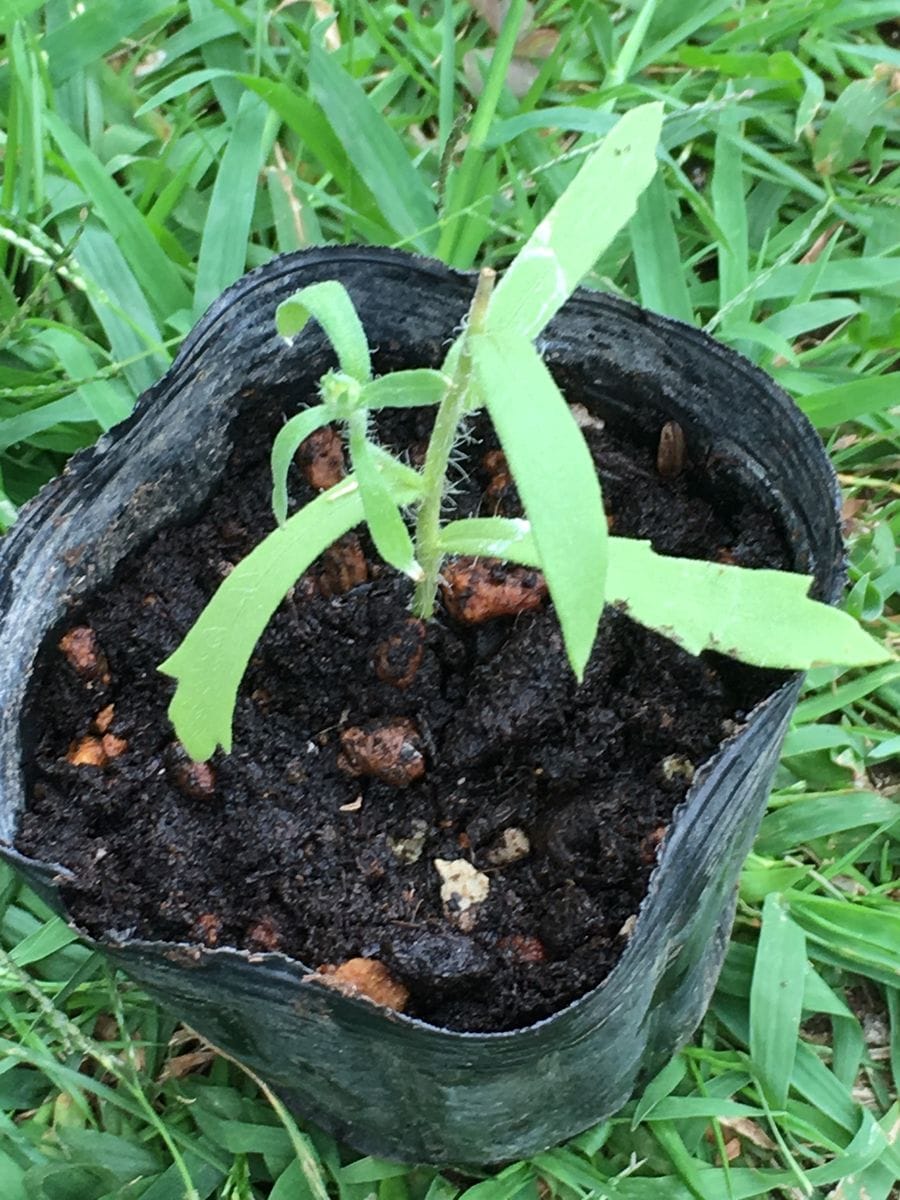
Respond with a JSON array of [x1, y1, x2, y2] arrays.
[[1, 0, 899, 1196]]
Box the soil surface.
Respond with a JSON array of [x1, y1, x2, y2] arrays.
[[18, 396, 789, 1032]]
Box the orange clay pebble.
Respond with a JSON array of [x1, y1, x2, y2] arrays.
[[297, 424, 346, 491], [58, 626, 110, 685], [101, 734, 127, 759], [337, 719, 425, 788], [441, 558, 548, 624], [246, 915, 281, 952], [319, 533, 368, 596], [373, 618, 426, 689], [66, 737, 107, 768], [92, 704, 115, 733], [317, 958, 409, 1012]]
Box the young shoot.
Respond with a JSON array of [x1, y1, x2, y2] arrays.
[[160, 103, 890, 762]]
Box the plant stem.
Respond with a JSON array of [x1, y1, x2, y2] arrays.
[[412, 267, 495, 619]]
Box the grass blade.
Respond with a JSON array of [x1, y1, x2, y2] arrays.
[[194, 91, 271, 318], [308, 32, 437, 253], [750, 894, 807, 1109]]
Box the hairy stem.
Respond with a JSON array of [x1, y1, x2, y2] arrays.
[[412, 267, 495, 618]]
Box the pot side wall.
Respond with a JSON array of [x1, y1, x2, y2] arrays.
[[0, 248, 842, 1163]]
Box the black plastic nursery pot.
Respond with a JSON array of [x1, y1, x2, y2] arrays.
[[0, 247, 843, 1164]]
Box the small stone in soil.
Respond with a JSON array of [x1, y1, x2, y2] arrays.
[[373, 618, 426, 689], [192, 912, 222, 947], [434, 858, 490, 912], [246, 915, 281, 952], [101, 734, 127, 759], [485, 827, 531, 866], [639, 825, 668, 865], [337, 719, 425, 787], [297, 424, 346, 491], [92, 704, 115, 733], [382, 929, 492, 995], [316, 957, 409, 1012], [498, 934, 546, 963], [66, 736, 108, 768], [318, 533, 368, 596], [388, 817, 429, 864], [58, 626, 110, 685], [167, 750, 217, 800], [441, 558, 548, 624], [660, 754, 695, 783]]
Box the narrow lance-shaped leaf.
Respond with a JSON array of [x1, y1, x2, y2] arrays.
[[361, 368, 451, 410], [270, 404, 331, 525], [276, 282, 371, 383], [160, 481, 366, 761], [348, 413, 422, 581], [606, 539, 891, 668], [471, 331, 607, 680], [437, 516, 537, 565], [486, 102, 664, 341], [434, 526, 890, 671]]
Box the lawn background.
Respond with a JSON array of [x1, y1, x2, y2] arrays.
[[0, 1, 899, 1197]]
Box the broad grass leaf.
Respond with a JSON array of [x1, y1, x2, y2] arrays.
[[41, 0, 173, 85], [798, 376, 900, 427], [472, 332, 606, 679], [786, 893, 900, 987], [814, 76, 893, 176], [308, 32, 437, 253], [629, 172, 694, 323], [605, 539, 891, 668], [486, 102, 663, 341], [270, 405, 331, 525], [755, 792, 900, 856], [193, 91, 271, 319], [276, 282, 372, 383], [161, 483, 366, 760], [45, 113, 192, 321], [750, 894, 807, 1109]]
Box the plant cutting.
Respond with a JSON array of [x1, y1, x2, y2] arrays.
[[0, 104, 887, 1164], [161, 102, 886, 762]]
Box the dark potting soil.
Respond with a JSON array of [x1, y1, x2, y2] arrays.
[[18, 397, 790, 1032]]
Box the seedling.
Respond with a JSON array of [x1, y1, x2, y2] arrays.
[[161, 104, 889, 762]]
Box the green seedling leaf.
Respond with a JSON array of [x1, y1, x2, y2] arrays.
[[437, 517, 537, 565], [472, 332, 606, 679], [276, 282, 372, 383], [486, 102, 664, 341], [361, 368, 450, 409], [348, 415, 422, 581], [270, 404, 331, 526], [606, 540, 891, 669], [750, 894, 807, 1110], [161, 482, 365, 761]]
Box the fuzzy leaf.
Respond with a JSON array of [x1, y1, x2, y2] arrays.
[[486, 102, 663, 341], [160, 481, 366, 761], [606, 539, 891, 668], [270, 404, 331, 525], [348, 417, 421, 581], [361, 368, 450, 409], [437, 517, 537, 564], [471, 332, 607, 679], [276, 281, 371, 383]]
